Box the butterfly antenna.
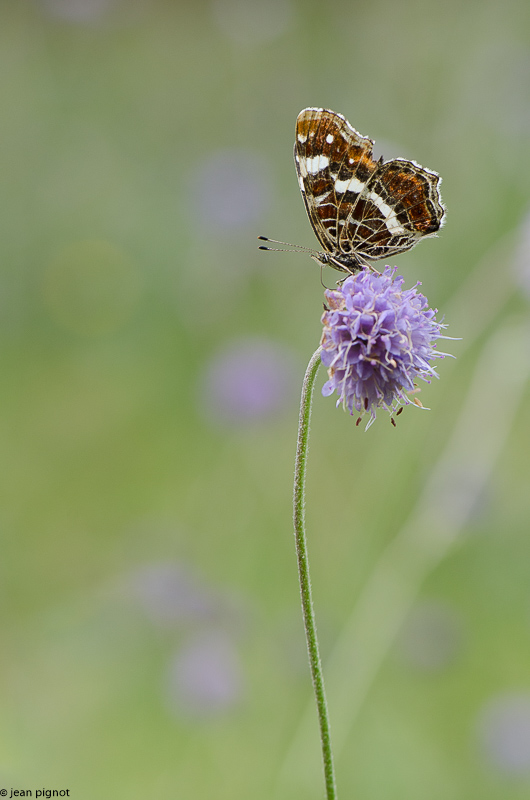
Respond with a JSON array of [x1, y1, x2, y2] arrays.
[[258, 236, 319, 254]]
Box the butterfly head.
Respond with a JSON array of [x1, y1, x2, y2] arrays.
[[310, 250, 369, 275]]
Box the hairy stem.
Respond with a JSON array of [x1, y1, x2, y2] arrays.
[[293, 345, 337, 800]]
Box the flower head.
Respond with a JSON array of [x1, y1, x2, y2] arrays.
[[320, 267, 448, 427]]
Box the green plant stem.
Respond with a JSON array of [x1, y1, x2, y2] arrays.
[[293, 345, 337, 800]]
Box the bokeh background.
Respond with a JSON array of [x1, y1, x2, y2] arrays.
[[1, 0, 530, 798]]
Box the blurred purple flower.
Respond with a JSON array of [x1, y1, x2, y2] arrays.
[[513, 207, 530, 296], [210, 0, 294, 47], [397, 601, 463, 672], [166, 631, 243, 718], [477, 693, 530, 774], [191, 149, 271, 233], [41, 0, 117, 23], [131, 562, 218, 628], [429, 466, 492, 529], [321, 267, 448, 427], [40, 0, 148, 24], [200, 337, 298, 426]]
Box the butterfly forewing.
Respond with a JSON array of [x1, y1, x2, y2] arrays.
[[294, 108, 377, 257]]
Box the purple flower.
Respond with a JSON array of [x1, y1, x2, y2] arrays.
[[191, 149, 271, 233], [199, 337, 298, 426], [320, 267, 448, 427], [477, 693, 530, 774], [165, 631, 244, 718]]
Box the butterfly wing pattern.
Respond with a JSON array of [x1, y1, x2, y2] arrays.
[[294, 107, 445, 273]]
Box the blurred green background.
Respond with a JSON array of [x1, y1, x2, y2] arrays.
[[1, 1, 530, 798]]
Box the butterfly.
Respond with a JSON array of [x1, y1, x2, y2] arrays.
[[261, 107, 445, 274]]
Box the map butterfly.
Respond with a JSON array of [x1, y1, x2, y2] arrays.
[[263, 108, 445, 274]]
